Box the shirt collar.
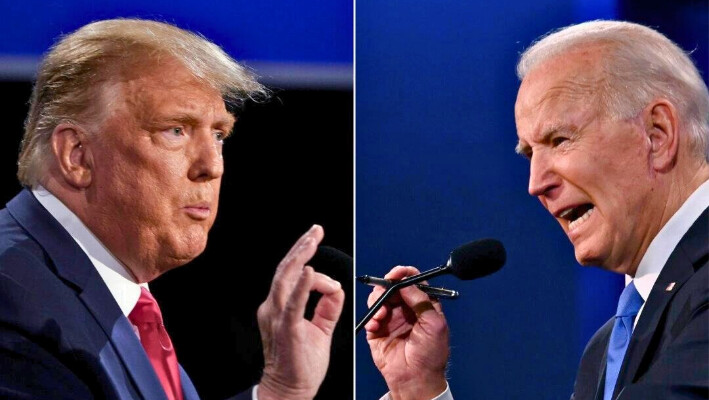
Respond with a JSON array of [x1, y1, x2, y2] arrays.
[[628, 179, 709, 301], [32, 186, 147, 316]]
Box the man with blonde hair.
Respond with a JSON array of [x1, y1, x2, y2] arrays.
[[0, 19, 345, 400], [366, 20, 708, 400]]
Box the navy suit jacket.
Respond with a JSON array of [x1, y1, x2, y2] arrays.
[[0, 190, 252, 400], [571, 208, 708, 400]]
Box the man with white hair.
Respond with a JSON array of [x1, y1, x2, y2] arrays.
[[365, 20, 708, 399], [0, 19, 345, 400]]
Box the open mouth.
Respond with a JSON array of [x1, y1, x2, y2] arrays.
[[559, 204, 594, 231]]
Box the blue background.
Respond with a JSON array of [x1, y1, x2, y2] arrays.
[[0, 0, 352, 64], [356, 0, 707, 398]]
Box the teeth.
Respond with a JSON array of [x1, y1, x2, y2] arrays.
[[559, 208, 574, 219], [568, 207, 594, 231]]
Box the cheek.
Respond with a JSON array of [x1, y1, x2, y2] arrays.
[[581, 161, 652, 245], [129, 156, 189, 200], [537, 196, 549, 210], [212, 178, 222, 206], [99, 161, 185, 226]]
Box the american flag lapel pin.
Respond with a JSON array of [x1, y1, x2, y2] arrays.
[[665, 282, 676, 292]]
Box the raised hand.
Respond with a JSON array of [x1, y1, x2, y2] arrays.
[[256, 225, 345, 400]]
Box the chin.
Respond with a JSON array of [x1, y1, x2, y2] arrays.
[[161, 235, 209, 268], [573, 244, 604, 267], [157, 251, 202, 275], [575, 258, 598, 267], [177, 241, 208, 263]]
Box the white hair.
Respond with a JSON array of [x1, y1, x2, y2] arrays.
[[517, 20, 709, 160], [19, 18, 268, 187]]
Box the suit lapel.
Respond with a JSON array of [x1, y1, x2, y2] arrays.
[[595, 355, 607, 400], [594, 323, 612, 400], [7, 190, 167, 400], [180, 365, 201, 400], [616, 208, 708, 395]]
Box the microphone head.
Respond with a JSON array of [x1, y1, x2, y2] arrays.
[[447, 238, 506, 280], [310, 245, 353, 284]]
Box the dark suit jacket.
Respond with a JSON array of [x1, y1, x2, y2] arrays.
[[572, 208, 708, 400], [0, 190, 252, 400]]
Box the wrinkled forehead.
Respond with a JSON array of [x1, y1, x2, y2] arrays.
[[514, 49, 605, 137], [517, 49, 603, 107], [94, 58, 234, 127]]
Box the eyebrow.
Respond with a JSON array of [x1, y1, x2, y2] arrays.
[[157, 112, 236, 133], [515, 124, 577, 157], [515, 140, 531, 157]]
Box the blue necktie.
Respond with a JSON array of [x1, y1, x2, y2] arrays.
[[604, 281, 644, 400]]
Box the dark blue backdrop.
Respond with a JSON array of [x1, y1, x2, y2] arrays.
[[0, 1, 353, 88], [355, 0, 707, 398], [0, 0, 351, 63]]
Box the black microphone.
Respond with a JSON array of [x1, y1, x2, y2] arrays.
[[446, 238, 506, 280], [355, 239, 506, 334], [306, 246, 353, 321], [310, 245, 352, 283]]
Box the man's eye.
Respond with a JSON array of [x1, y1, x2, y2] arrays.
[[158, 127, 188, 144], [214, 131, 226, 143], [551, 136, 568, 147]]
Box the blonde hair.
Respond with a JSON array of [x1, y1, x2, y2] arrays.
[[18, 18, 267, 187], [517, 20, 709, 160]]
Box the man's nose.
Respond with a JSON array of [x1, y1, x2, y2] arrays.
[[188, 132, 224, 182], [528, 151, 559, 197]]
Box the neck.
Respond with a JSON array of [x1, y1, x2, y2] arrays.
[[660, 159, 709, 227], [625, 159, 709, 277]]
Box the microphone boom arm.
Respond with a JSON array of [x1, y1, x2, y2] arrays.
[[355, 264, 450, 334]]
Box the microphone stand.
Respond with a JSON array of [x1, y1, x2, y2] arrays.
[[355, 264, 450, 334]]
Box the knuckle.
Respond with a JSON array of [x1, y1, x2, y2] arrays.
[[257, 303, 271, 322], [430, 318, 449, 336]]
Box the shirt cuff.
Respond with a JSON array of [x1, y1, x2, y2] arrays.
[[379, 382, 452, 400]]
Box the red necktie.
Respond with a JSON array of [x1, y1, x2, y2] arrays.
[[128, 287, 184, 400]]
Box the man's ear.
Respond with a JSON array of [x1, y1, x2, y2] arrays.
[[50, 123, 93, 188], [643, 99, 679, 172]]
